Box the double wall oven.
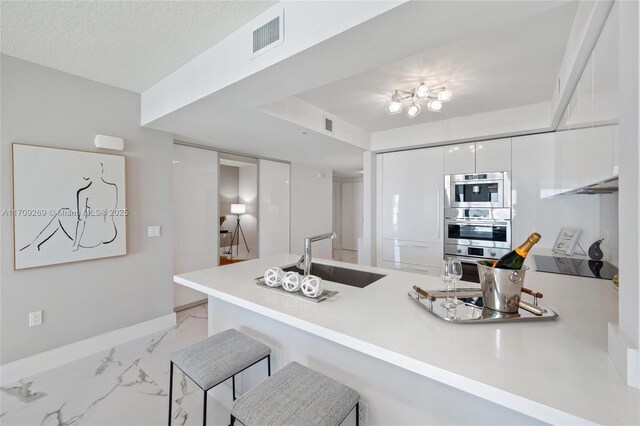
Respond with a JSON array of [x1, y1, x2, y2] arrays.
[[444, 172, 512, 280]]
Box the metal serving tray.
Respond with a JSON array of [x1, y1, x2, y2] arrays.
[[255, 277, 338, 303], [408, 288, 558, 323]]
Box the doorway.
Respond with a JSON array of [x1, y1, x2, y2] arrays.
[[219, 153, 258, 265], [332, 173, 364, 264]]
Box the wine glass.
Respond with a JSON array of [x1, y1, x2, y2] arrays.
[[449, 258, 463, 305], [440, 259, 455, 309]]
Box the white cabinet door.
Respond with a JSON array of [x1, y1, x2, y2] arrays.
[[382, 239, 442, 268], [259, 160, 290, 256], [381, 261, 440, 277], [443, 142, 475, 174], [555, 128, 581, 193], [512, 133, 601, 249], [381, 147, 443, 243], [593, 2, 618, 125], [475, 138, 512, 172], [579, 125, 618, 185], [576, 53, 594, 128]]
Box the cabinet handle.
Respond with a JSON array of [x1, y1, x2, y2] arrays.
[[397, 266, 429, 273], [395, 244, 428, 249]]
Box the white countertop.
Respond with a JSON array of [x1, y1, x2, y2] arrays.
[[174, 254, 639, 425]]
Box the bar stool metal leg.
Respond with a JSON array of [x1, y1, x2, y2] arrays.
[[168, 362, 174, 426], [232, 375, 236, 400], [203, 390, 208, 426], [355, 402, 359, 426], [267, 355, 271, 376]]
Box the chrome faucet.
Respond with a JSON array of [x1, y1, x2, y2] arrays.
[[297, 232, 337, 276]]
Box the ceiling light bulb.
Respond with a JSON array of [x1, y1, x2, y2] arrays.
[[428, 99, 443, 112], [406, 102, 421, 118], [386, 100, 403, 115], [437, 89, 452, 102], [415, 83, 429, 98]]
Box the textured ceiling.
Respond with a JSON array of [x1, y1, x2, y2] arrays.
[[1, 1, 276, 93], [297, 2, 577, 132]]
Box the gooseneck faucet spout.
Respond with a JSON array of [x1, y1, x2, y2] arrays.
[[296, 232, 337, 276]]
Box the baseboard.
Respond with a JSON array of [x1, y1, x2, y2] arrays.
[[608, 322, 640, 389], [174, 298, 207, 312], [0, 312, 176, 386]]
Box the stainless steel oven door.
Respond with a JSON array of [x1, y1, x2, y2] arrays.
[[445, 220, 511, 249]]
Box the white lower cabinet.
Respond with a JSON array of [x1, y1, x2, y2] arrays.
[[382, 261, 440, 277], [382, 239, 442, 268]]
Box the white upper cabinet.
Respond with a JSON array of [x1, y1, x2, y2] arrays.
[[593, 1, 618, 124], [476, 138, 512, 173], [444, 139, 511, 174], [381, 147, 444, 243], [550, 3, 619, 196], [443, 142, 475, 175]]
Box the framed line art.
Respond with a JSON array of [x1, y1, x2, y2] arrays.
[[11, 143, 127, 269]]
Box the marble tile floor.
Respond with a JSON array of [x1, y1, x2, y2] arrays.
[[0, 304, 234, 426]]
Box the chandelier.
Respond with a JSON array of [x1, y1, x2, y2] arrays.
[[385, 82, 452, 118]]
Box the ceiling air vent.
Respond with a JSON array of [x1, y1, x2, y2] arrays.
[[324, 117, 334, 133], [252, 11, 284, 56]]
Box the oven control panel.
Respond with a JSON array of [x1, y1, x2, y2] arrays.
[[444, 244, 510, 260]]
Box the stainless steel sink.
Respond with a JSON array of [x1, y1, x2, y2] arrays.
[[281, 263, 386, 288]]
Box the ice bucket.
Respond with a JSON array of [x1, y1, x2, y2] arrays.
[[477, 260, 528, 313]]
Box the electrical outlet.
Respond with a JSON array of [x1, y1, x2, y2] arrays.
[[29, 310, 42, 327], [358, 399, 369, 426]]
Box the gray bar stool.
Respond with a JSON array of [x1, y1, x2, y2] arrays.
[[230, 362, 360, 426], [168, 329, 271, 426]]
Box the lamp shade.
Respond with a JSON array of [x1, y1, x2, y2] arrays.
[[231, 204, 246, 214]]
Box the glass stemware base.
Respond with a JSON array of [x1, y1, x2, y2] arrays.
[[440, 279, 457, 309]]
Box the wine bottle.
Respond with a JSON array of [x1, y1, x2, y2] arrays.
[[493, 233, 541, 270]]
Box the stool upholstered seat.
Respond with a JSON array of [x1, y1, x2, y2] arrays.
[[168, 329, 271, 426], [231, 362, 360, 426], [170, 329, 271, 390]]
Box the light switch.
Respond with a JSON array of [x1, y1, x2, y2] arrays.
[[148, 226, 161, 237]]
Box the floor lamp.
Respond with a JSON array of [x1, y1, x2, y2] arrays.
[[227, 203, 249, 260]]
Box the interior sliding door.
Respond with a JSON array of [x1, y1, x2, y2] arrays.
[[173, 144, 218, 309]]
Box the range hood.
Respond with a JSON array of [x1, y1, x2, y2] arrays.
[[569, 176, 619, 195]]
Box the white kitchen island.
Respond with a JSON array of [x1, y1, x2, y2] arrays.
[[174, 254, 639, 425]]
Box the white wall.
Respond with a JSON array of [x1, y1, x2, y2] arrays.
[[511, 133, 601, 252], [612, 0, 640, 385], [258, 160, 290, 257], [0, 56, 174, 363], [332, 181, 341, 249], [173, 145, 218, 309], [335, 179, 363, 251], [239, 164, 258, 252], [290, 164, 333, 259]]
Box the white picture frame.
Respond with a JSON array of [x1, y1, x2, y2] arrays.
[[12, 143, 127, 270], [552, 227, 582, 256]]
